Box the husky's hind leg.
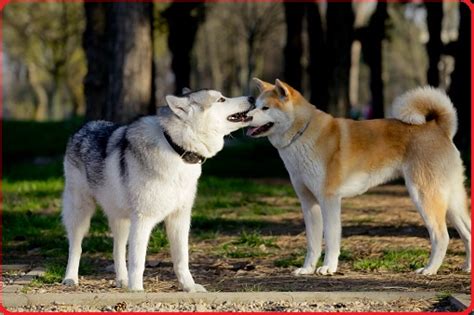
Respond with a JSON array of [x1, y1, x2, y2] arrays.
[[447, 181, 471, 272], [62, 181, 95, 285], [109, 217, 131, 288]]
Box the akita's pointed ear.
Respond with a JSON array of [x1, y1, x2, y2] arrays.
[[253, 78, 273, 92], [166, 95, 191, 118], [275, 79, 291, 100], [181, 87, 191, 95]]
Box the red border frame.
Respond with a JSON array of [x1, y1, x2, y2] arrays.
[[0, 0, 472, 314]]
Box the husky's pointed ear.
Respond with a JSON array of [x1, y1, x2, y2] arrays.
[[275, 79, 291, 100], [181, 87, 191, 94], [166, 95, 191, 118], [253, 78, 273, 92]]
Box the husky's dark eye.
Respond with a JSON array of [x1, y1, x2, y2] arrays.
[[262, 106, 269, 111], [217, 97, 225, 103]]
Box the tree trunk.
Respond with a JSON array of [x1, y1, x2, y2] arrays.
[[449, 3, 470, 166], [246, 32, 256, 94], [283, 3, 305, 91], [326, 2, 354, 117], [350, 40, 361, 110], [148, 7, 157, 115], [84, 3, 153, 123], [106, 4, 153, 123], [83, 3, 108, 121], [425, 1, 443, 87], [360, 2, 387, 118], [163, 3, 204, 94], [307, 3, 328, 110], [27, 62, 48, 121]]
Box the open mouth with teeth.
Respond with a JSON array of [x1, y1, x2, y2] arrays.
[[246, 122, 275, 137], [227, 110, 252, 123]]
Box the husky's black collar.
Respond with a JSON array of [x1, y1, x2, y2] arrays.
[[163, 131, 205, 164]]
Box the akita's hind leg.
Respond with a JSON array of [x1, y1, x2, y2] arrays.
[[62, 184, 95, 285], [109, 217, 131, 288], [447, 182, 471, 272], [406, 182, 449, 275]]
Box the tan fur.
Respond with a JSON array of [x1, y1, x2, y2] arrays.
[[249, 78, 470, 275]]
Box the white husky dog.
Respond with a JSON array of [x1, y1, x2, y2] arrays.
[[62, 89, 254, 291]]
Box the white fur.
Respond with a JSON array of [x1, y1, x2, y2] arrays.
[[62, 92, 252, 291], [392, 86, 457, 139]]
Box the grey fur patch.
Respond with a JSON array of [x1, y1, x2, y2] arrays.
[[66, 121, 121, 186], [117, 127, 129, 179]]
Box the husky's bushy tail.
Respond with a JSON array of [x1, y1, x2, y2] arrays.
[[392, 87, 457, 139]]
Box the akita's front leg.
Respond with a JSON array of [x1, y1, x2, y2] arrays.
[[292, 184, 323, 276], [165, 207, 206, 293], [127, 216, 157, 291], [317, 196, 342, 275]]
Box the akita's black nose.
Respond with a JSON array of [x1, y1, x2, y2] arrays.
[[248, 96, 255, 104]]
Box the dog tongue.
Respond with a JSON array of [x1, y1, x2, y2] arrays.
[[246, 127, 259, 136]]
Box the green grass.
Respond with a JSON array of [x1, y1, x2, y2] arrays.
[[353, 248, 429, 272], [273, 248, 353, 268], [221, 230, 279, 258], [274, 251, 305, 268]]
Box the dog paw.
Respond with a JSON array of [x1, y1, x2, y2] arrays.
[[62, 278, 78, 286], [183, 283, 207, 293], [116, 279, 128, 288], [128, 289, 144, 293], [293, 267, 315, 276], [415, 267, 437, 275], [316, 265, 335, 276]]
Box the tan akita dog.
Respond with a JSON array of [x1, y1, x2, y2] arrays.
[[247, 78, 470, 276]]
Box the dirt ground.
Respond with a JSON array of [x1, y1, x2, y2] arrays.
[[22, 184, 471, 295]]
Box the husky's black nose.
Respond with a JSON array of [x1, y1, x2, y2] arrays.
[[248, 96, 255, 104]]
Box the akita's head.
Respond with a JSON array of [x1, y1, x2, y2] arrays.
[[246, 78, 302, 138], [161, 88, 255, 158]]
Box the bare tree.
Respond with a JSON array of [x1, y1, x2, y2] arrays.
[[83, 3, 108, 121], [283, 3, 305, 91], [83, 3, 154, 123], [4, 3, 85, 120], [358, 3, 388, 118], [163, 3, 204, 94], [326, 2, 355, 117], [106, 4, 153, 122], [231, 3, 283, 93], [307, 3, 328, 110], [424, 1, 443, 87], [191, 3, 283, 96], [449, 3, 470, 162]]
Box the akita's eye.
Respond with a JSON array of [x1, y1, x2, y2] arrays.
[[217, 97, 225, 103], [262, 106, 269, 111]]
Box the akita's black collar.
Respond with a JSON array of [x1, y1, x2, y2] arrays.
[[163, 131, 206, 164]]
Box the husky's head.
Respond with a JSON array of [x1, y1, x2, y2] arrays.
[[160, 88, 255, 158], [246, 78, 303, 138]]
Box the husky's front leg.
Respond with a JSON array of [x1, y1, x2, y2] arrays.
[[165, 207, 206, 293], [127, 216, 156, 291], [317, 196, 342, 275], [109, 217, 131, 288]]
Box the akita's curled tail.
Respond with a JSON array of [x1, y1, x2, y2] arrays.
[[392, 87, 457, 139]]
